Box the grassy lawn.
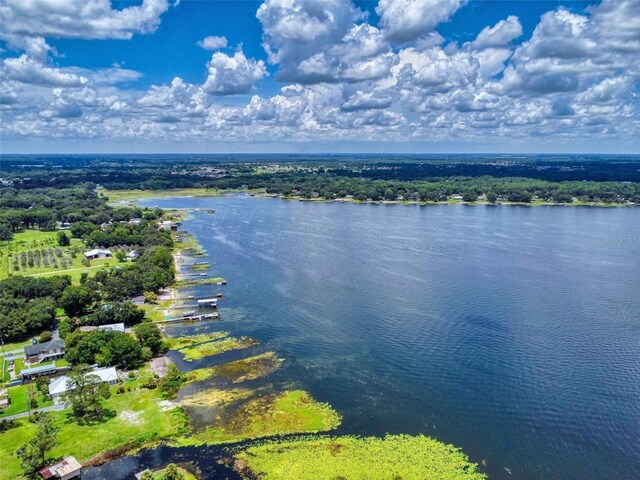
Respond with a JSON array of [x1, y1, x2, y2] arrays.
[[235, 434, 487, 480], [139, 303, 169, 322], [0, 384, 54, 418], [0, 366, 189, 479], [1, 339, 32, 352]]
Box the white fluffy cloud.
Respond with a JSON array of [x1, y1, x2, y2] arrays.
[[203, 49, 267, 95], [1, 0, 639, 151], [197, 36, 228, 50], [376, 0, 467, 43], [0, 0, 170, 40], [257, 0, 364, 81], [471, 15, 522, 50], [2, 55, 88, 87]]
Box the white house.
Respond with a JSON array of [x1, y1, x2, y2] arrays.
[[126, 250, 139, 260], [49, 366, 119, 400], [78, 323, 125, 333], [39, 456, 82, 480], [84, 248, 112, 260], [158, 220, 178, 231]]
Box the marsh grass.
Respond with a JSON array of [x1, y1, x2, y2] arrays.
[[178, 336, 259, 361], [185, 352, 282, 384]]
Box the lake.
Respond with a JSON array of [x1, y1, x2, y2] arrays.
[[88, 196, 640, 480]]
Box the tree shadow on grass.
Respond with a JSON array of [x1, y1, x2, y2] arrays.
[[63, 408, 116, 426]]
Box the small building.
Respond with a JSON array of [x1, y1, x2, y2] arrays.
[[57, 221, 72, 230], [451, 194, 464, 200], [24, 339, 65, 364], [79, 323, 125, 333], [39, 456, 82, 480], [128, 218, 142, 225], [20, 362, 58, 380], [197, 298, 218, 308], [84, 248, 112, 260], [158, 220, 179, 231], [126, 250, 139, 260], [49, 366, 118, 400]]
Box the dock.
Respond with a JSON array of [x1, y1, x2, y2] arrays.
[[156, 312, 219, 324], [197, 298, 218, 308]]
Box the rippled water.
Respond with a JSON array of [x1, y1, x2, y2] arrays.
[[88, 197, 640, 480]]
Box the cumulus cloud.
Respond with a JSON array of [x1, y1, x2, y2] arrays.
[[2, 55, 88, 87], [197, 36, 228, 50], [203, 48, 267, 95], [471, 16, 522, 50], [0, 0, 170, 40], [2, 0, 639, 151], [341, 90, 393, 111], [257, 0, 364, 81], [293, 24, 395, 83], [376, 0, 466, 43]]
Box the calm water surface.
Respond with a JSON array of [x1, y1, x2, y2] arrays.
[[88, 197, 640, 480]]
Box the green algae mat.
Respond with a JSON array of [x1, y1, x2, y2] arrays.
[[234, 434, 486, 480]]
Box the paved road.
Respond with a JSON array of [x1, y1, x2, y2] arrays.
[[0, 404, 65, 422], [0, 348, 24, 358]]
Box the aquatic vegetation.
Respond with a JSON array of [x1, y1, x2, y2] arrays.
[[175, 277, 226, 288], [190, 263, 209, 271], [179, 388, 252, 407], [184, 390, 341, 444], [165, 331, 229, 350], [150, 465, 198, 480], [179, 336, 259, 361], [234, 434, 487, 480], [185, 352, 282, 384]]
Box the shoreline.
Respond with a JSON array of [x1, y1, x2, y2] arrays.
[[106, 188, 637, 208]]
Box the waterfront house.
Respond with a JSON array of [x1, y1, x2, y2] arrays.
[[24, 339, 65, 364], [39, 456, 81, 480], [49, 366, 118, 400], [79, 323, 125, 333], [84, 248, 112, 260], [158, 220, 179, 231]]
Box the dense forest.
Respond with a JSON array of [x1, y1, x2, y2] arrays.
[[1, 155, 639, 205]]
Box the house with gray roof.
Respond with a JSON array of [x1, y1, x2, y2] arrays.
[[24, 339, 66, 364]]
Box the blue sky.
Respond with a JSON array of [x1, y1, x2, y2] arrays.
[[1, 0, 639, 153]]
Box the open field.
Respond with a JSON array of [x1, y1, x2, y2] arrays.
[[100, 188, 222, 204], [0, 229, 113, 282]]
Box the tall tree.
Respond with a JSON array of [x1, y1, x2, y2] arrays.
[[133, 322, 164, 355], [59, 285, 95, 318], [61, 366, 112, 420], [16, 413, 58, 477]]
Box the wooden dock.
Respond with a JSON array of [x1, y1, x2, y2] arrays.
[[155, 312, 219, 324]]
